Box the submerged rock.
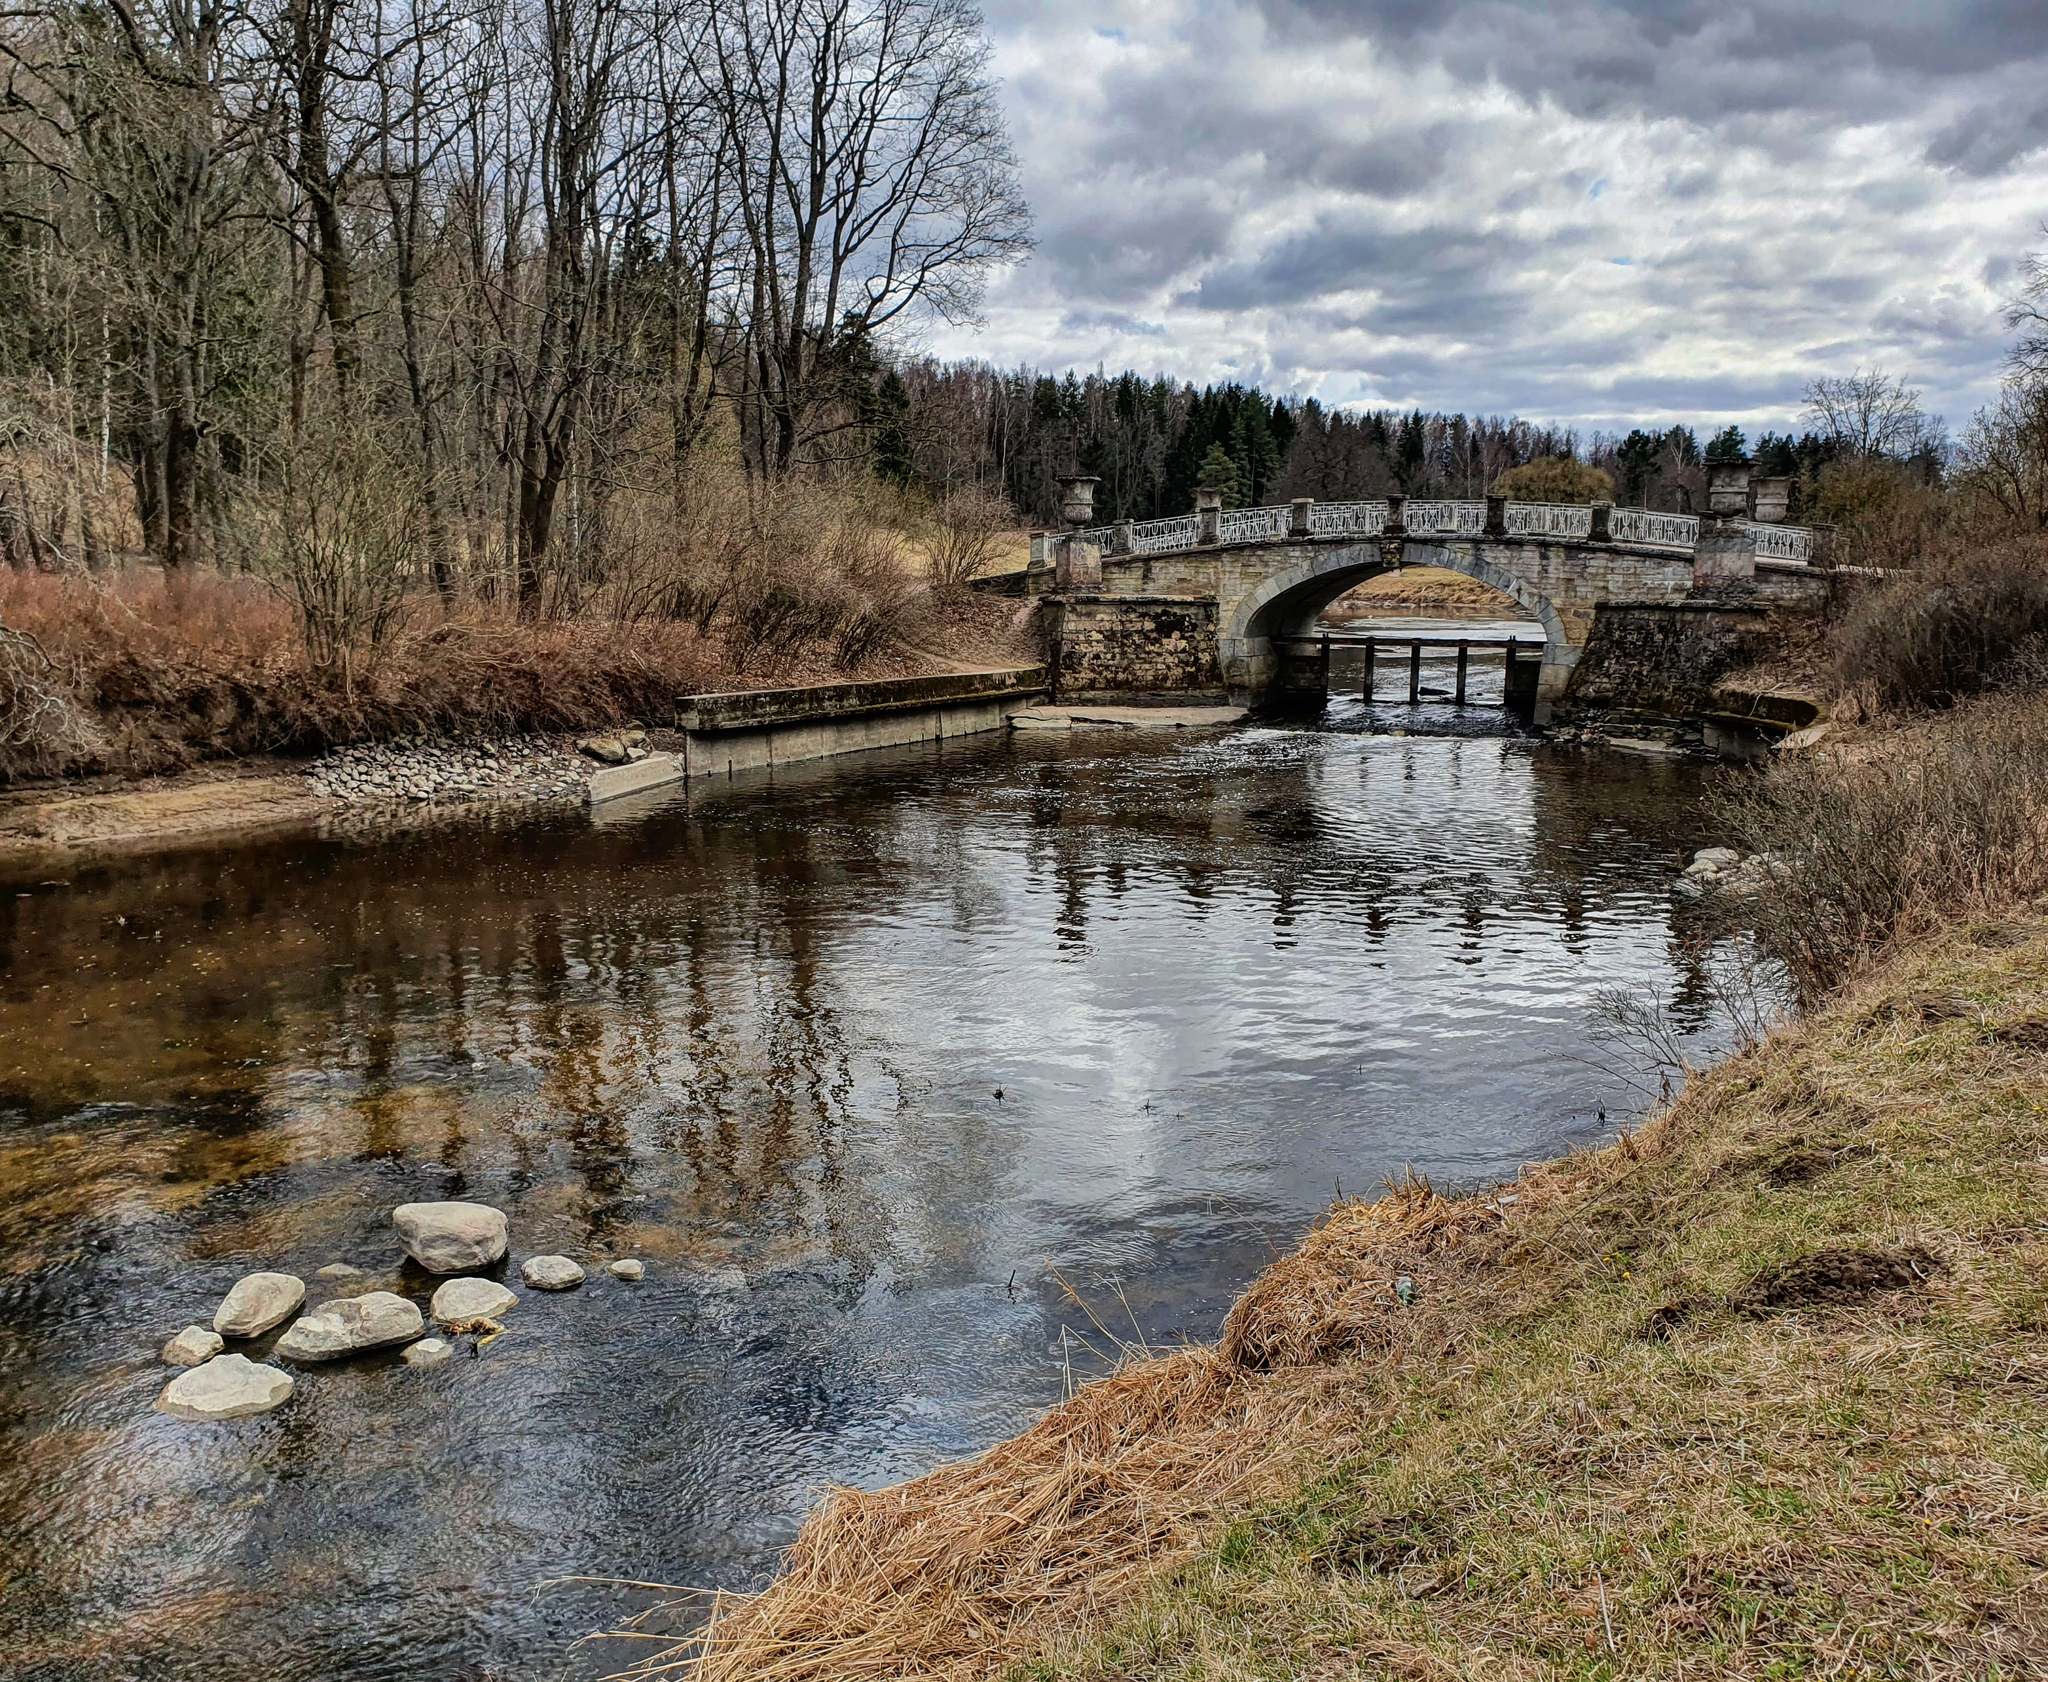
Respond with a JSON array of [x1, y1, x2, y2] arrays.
[[521, 1255, 585, 1291], [403, 1337, 454, 1370], [607, 1259, 645, 1282], [213, 1272, 306, 1338], [392, 1201, 508, 1274], [162, 1325, 224, 1367], [273, 1291, 424, 1362], [1685, 847, 1742, 878], [431, 1276, 517, 1324], [314, 1262, 364, 1281], [156, 1354, 293, 1421]]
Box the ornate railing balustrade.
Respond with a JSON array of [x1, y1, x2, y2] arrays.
[[1608, 508, 1697, 549], [1305, 500, 1389, 538], [1039, 498, 1814, 566], [1217, 505, 1291, 545], [1129, 514, 1200, 553], [1404, 500, 1487, 536], [1504, 501, 1594, 540]]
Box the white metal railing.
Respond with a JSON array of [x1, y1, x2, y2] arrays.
[[1218, 505, 1291, 544], [1307, 499, 1389, 538], [1504, 501, 1593, 540], [1609, 508, 1698, 549], [1404, 499, 1486, 536], [1751, 523, 1813, 563], [1051, 499, 1812, 565], [1128, 514, 1199, 554]]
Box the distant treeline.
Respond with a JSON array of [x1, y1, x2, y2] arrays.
[[873, 360, 1947, 527]]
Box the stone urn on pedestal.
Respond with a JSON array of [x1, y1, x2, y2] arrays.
[[1055, 476, 1102, 589], [1694, 457, 1758, 583]]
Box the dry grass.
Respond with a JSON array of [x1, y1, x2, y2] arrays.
[[0, 559, 1028, 786], [625, 916, 2048, 1682], [1829, 529, 2048, 712], [1716, 688, 2048, 1002], [632, 1355, 1350, 1682]]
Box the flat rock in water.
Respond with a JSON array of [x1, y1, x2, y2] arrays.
[[403, 1337, 454, 1370], [273, 1291, 424, 1362], [162, 1325, 224, 1367], [156, 1354, 293, 1421], [314, 1262, 364, 1281], [392, 1201, 508, 1273], [607, 1259, 645, 1281], [521, 1255, 585, 1291], [213, 1271, 306, 1338], [431, 1276, 517, 1324]]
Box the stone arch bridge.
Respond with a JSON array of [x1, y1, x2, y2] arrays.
[[1027, 466, 1826, 720]]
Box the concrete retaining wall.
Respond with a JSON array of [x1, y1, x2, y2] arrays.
[[588, 667, 1049, 804]]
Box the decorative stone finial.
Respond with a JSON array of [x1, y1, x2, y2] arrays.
[[1704, 457, 1753, 519]]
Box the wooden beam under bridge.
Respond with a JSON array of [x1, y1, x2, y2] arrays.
[[1277, 633, 1539, 707]]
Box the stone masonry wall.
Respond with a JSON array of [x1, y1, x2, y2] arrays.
[[1560, 603, 1780, 720], [1050, 596, 1222, 697]]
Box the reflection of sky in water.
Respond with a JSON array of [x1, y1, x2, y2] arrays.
[[0, 724, 1733, 1681]]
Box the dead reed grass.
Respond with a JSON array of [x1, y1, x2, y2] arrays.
[[618, 1177, 1573, 1682], [635, 1353, 1346, 1682], [618, 911, 2048, 1682], [0, 563, 1027, 785]]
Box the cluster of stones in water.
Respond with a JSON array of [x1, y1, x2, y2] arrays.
[[1673, 845, 1785, 900], [154, 1200, 646, 1422]]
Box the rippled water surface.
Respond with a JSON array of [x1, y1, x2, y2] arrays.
[[0, 713, 1734, 1680]]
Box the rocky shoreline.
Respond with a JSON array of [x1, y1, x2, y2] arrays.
[[306, 733, 597, 806]]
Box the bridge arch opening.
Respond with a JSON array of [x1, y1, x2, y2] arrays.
[[1322, 564, 1528, 626], [1218, 541, 1576, 710], [1227, 541, 1569, 649]]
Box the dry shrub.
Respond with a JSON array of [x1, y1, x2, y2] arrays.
[[589, 461, 929, 672], [925, 482, 1014, 589], [1716, 690, 2048, 1002], [1829, 529, 2048, 711], [1489, 455, 1614, 505], [1805, 455, 1946, 574], [256, 419, 430, 683], [0, 620, 104, 775], [0, 376, 145, 569]]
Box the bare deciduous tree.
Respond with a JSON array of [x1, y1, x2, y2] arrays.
[[1802, 368, 1941, 462], [712, 0, 1031, 476]]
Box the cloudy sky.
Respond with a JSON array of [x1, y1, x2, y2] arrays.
[[927, 0, 2048, 437]]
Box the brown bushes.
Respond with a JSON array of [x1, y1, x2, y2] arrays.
[[0, 460, 1031, 785], [1829, 529, 2048, 711], [0, 557, 1024, 785], [1716, 690, 2048, 1001]]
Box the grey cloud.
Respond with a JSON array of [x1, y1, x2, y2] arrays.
[[1057, 309, 1170, 338], [953, 0, 2038, 435], [1926, 100, 2048, 175]]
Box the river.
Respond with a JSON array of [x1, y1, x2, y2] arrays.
[[0, 679, 1739, 1680]]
